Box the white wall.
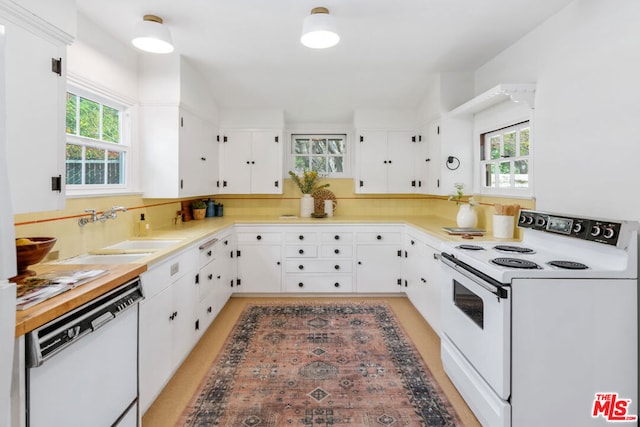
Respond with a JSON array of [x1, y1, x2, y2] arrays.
[[67, 13, 138, 104], [475, 0, 640, 221]]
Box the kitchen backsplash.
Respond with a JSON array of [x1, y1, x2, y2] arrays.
[[13, 179, 534, 262]]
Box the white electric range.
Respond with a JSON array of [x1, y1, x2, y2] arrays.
[[439, 209, 638, 427]]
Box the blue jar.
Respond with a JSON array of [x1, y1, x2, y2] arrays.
[[206, 199, 215, 217]]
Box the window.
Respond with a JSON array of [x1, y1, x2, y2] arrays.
[[65, 91, 129, 190], [480, 121, 531, 193], [290, 134, 347, 176]]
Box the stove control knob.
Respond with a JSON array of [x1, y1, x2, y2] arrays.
[[590, 224, 602, 237], [573, 223, 583, 233], [603, 227, 616, 239], [535, 216, 547, 227], [519, 214, 527, 224], [523, 215, 534, 225]]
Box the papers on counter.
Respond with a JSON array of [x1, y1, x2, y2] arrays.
[[16, 269, 107, 310]]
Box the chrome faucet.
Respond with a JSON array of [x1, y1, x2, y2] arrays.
[[78, 209, 98, 227], [78, 206, 126, 227], [101, 206, 127, 221]]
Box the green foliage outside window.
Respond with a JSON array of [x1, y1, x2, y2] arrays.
[[65, 92, 124, 186]]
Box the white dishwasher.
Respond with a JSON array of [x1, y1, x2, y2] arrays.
[[25, 278, 143, 427]]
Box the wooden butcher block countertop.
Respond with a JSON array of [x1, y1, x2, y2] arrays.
[[15, 263, 146, 337]]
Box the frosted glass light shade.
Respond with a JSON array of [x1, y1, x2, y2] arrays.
[[301, 7, 340, 49], [132, 15, 174, 54]]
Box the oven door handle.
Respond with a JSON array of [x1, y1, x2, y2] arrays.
[[440, 252, 509, 299]]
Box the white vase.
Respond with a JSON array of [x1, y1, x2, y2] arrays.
[[456, 204, 478, 228], [299, 194, 314, 218]]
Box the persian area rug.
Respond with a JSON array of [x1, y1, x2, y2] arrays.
[[179, 303, 461, 426]]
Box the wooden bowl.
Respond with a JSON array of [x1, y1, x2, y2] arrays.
[[15, 237, 57, 277]]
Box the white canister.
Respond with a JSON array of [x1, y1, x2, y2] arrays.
[[324, 199, 334, 217], [493, 214, 515, 239], [300, 194, 314, 218]]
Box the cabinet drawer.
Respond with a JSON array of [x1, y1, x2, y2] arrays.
[[284, 260, 352, 273], [356, 231, 402, 244], [236, 232, 281, 244], [284, 275, 353, 293], [197, 261, 222, 302], [284, 245, 318, 258], [197, 237, 219, 267], [319, 245, 353, 258], [320, 232, 353, 243], [141, 249, 197, 299], [285, 232, 318, 244]]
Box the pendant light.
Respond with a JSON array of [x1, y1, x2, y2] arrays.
[[301, 7, 340, 49], [131, 14, 174, 54]]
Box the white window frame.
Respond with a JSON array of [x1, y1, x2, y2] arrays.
[[474, 105, 534, 198], [479, 121, 532, 194], [286, 132, 352, 177], [65, 81, 137, 197]]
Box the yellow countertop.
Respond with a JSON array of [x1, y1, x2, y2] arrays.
[[22, 214, 513, 337]]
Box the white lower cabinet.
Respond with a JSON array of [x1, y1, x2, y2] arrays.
[[196, 234, 231, 333], [404, 231, 442, 335], [355, 228, 404, 293], [138, 247, 198, 414], [282, 227, 355, 293], [235, 229, 282, 293]]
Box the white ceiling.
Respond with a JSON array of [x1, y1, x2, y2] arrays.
[[76, 0, 573, 124]]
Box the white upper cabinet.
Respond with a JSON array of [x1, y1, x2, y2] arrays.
[[138, 54, 219, 198], [140, 106, 217, 198], [218, 130, 282, 194], [355, 130, 419, 194], [1, 1, 75, 214], [421, 117, 473, 195]]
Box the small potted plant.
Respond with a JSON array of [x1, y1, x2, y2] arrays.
[[191, 200, 207, 220], [448, 183, 478, 228]]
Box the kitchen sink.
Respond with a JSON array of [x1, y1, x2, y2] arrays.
[[103, 239, 181, 250], [60, 253, 151, 265]]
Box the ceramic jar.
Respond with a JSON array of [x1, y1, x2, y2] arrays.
[[456, 204, 478, 228], [299, 194, 314, 218]]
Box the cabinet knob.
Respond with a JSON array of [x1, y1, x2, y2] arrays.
[[334, 249, 340, 254], [334, 282, 340, 288], [376, 235, 382, 240], [298, 265, 304, 270], [207, 250, 212, 257], [298, 282, 304, 288], [207, 306, 212, 313], [299, 249, 304, 254], [299, 235, 304, 240], [256, 235, 262, 240], [358, 261, 362, 265], [334, 235, 340, 240], [334, 265, 340, 270], [208, 274, 213, 280], [246, 161, 250, 164], [201, 157, 206, 161], [411, 240, 415, 245], [276, 261, 281, 265]]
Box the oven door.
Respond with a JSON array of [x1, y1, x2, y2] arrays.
[[440, 252, 511, 400]]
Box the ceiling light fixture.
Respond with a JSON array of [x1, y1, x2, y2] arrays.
[[131, 14, 174, 54], [301, 7, 340, 49]]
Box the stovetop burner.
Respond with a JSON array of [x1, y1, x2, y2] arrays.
[[491, 257, 541, 269], [494, 245, 535, 254], [456, 244, 485, 251], [548, 260, 589, 270]]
